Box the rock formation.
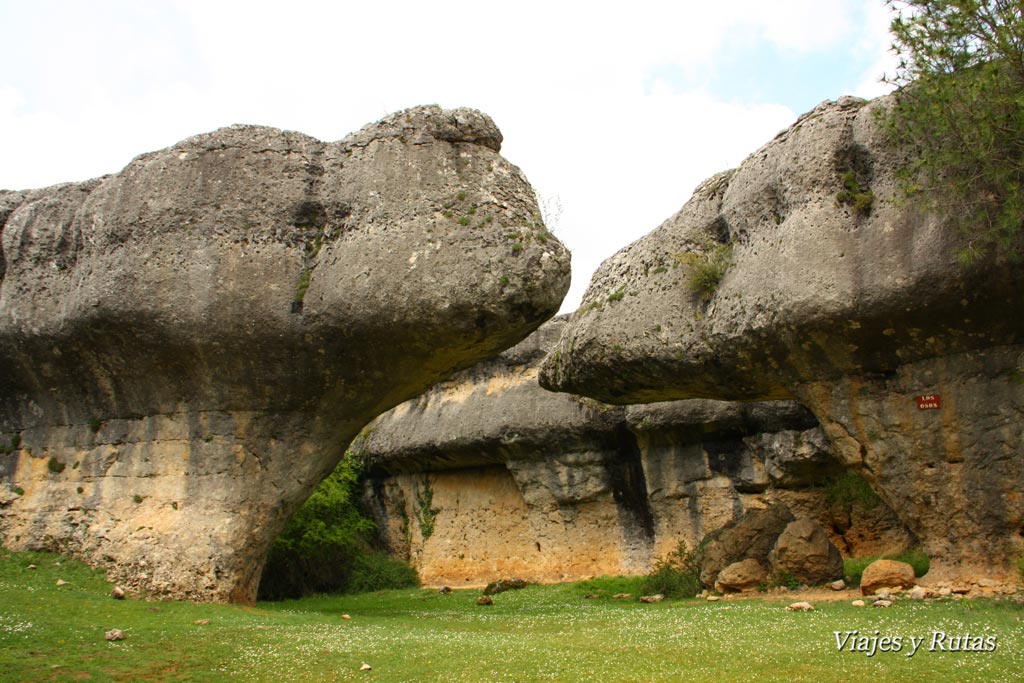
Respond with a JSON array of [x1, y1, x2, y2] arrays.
[[360, 318, 911, 587], [0, 106, 571, 603], [539, 95, 1024, 584]]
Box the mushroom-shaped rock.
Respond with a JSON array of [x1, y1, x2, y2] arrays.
[[0, 106, 570, 603], [540, 95, 1024, 582]]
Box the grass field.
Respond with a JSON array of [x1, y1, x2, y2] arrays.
[[1, 551, 1023, 682]]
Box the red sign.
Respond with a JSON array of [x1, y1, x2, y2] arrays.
[[916, 394, 941, 410]]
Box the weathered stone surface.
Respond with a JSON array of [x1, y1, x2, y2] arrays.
[[860, 559, 917, 596], [361, 319, 911, 586], [539, 95, 1024, 581], [768, 518, 843, 586], [0, 106, 571, 603], [714, 558, 767, 593]]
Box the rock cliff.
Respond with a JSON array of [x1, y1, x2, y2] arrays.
[[0, 106, 570, 603], [360, 318, 911, 587], [539, 95, 1024, 584]]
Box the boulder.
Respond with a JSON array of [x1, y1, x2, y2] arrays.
[[714, 558, 767, 593], [698, 504, 794, 588], [0, 106, 571, 603], [768, 518, 843, 586], [539, 94, 1024, 581], [860, 559, 916, 596]]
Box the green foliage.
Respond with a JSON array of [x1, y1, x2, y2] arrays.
[[294, 269, 312, 303], [679, 242, 733, 304], [259, 448, 377, 600], [47, 457, 65, 474], [415, 479, 438, 541], [836, 171, 875, 216], [641, 541, 702, 599], [88, 418, 103, 433], [457, 216, 471, 226], [767, 571, 804, 590], [344, 552, 420, 593], [607, 285, 626, 302], [882, 0, 1024, 261], [11, 486, 23, 496], [132, 494, 144, 504], [1017, 554, 1024, 582], [824, 472, 882, 511]]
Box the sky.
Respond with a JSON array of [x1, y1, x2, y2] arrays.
[[0, 0, 898, 312]]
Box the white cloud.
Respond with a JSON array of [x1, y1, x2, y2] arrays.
[[1, 0, 896, 311]]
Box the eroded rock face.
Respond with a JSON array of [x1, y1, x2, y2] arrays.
[[0, 106, 571, 603], [539, 95, 1024, 581], [360, 319, 911, 587]]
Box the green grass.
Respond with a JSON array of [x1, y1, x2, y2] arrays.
[[1, 551, 1023, 682]]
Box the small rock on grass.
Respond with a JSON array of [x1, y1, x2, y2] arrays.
[[342, 614, 352, 620], [640, 594, 665, 603], [194, 619, 210, 625], [612, 593, 631, 599], [830, 580, 846, 591], [786, 602, 814, 611], [111, 587, 126, 600], [851, 600, 866, 607], [873, 599, 893, 608], [105, 629, 126, 642], [476, 595, 494, 606], [55, 580, 68, 586], [707, 595, 721, 602], [360, 663, 372, 671], [26, 564, 36, 570]]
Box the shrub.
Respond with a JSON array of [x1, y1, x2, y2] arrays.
[[47, 458, 66, 474], [259, 447, 379, 600], [836, 171, 874, 216], [680, 243, 733, 304], [824, 472, 882, 511], [641, 541, 701, 599], [345, 553, 420, 593]]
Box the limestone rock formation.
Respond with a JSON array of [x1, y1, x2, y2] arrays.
[[0, 106, 571, 603], [539, 95, 1024, 582], [360, 318, 911, 587]]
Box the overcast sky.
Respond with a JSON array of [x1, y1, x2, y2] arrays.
[[0, 1, 897, 312]]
